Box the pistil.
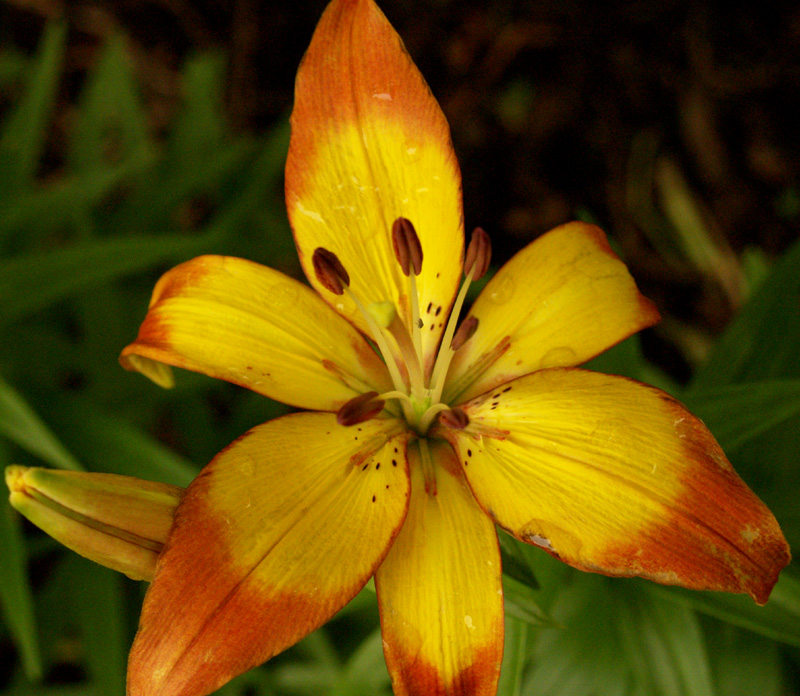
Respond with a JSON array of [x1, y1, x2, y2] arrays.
[[314, 224, 491, 437], [312, 248, 413, 421]]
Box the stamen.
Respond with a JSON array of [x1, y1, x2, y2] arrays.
[[429, 227, 492, 404], [450, 316, 478, 351], [391, 217, 423, 276], [442, 335, 512, 404], [382, 305, 425, 394], [437, 407, 469, 430], [337, 391, 386, 426], [392, 217, 425, 363], [464, 227, 491, 281], [312, 247, 350, 295]]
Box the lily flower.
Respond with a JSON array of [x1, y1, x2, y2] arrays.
[[117, 0, 790, 695]]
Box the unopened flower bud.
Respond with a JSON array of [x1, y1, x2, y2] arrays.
[[5, 466, 183, 582]]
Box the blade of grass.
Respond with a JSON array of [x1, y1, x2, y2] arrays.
[[0, 232, 220, 328], [683, 379, 800, 454], [39, 391, 197, 487], [497, 617, 529, 696], [652, 572, 800, 647], [0, 443, 43, 681], [691, 237, 800, 389], [0, 374, 82, 471], [0, 22, 66, 198], [68, 33, 153, 173], [625, 589, 715, 696], [70, 560, 127, 695]]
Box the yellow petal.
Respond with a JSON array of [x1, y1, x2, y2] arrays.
[[120, 255, 392, 411], [447, 369, 790, 605], [286, 0, 464, 373], [445, 222, 660, 403], [375, 439, 503, 696], [128, 412, 411, 696]]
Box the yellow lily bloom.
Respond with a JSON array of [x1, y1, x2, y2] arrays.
[[117, 1, 790, 695]]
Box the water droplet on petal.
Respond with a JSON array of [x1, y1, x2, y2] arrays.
[[240, 456, 256, 478], [486, 275, 515, 305], [590, 417, 628, 445], [403, 143, 421, 164], [539, 346, 578, 368], [269, 282, 300, 308], [520, 518, 582, 558]]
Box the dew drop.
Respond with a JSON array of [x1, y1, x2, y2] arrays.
[[403, 143, 421, 164], [486, 275, 515, 305], [589, 417, 628, 445], [539, 346, 578, 369], [269, 282, 300, 308], [240, 457, 256, 478]]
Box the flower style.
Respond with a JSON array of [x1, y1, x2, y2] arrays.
[[117, 1, 790, 695]]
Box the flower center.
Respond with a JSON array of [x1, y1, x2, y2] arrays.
[[314, 220, 491, 436]]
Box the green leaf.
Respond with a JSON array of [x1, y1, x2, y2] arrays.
[[39, 392, 197, 487], [584, 334, 646, 381], [0, 232, 218, 328], [68, 33, 153, 173], [168, 52, 228, 170], [691, 237, 800, 389], [524, 570, 716, 696], [327, 628, 392, 696], [503, 575, 554, 627], [497, 617, 529, 696], [0, 443, 42, 681], [705, 622, 785, 696], [683, 379, 800, 453], [0, 152, 155, 239], [0, 374, 82, 471], [70, 559, 127, 695], [498, 531, 539, 589], [0, 22, 66, 196], [653, 571, 800, 647], [625, 587, 715, 696]]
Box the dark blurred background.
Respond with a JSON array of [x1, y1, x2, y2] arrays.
[[1, 0, 799, 376]]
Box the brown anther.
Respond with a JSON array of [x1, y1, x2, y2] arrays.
[[438, 407, 469, 430], [337, 391, 386, 426], [450, 316, 479, 350], [391, 217, 423, 276], [313, 247, 350, 295], [464, 227, 491, 281]]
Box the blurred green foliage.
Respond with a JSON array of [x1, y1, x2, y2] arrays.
[[1, 20, 798, 696]]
